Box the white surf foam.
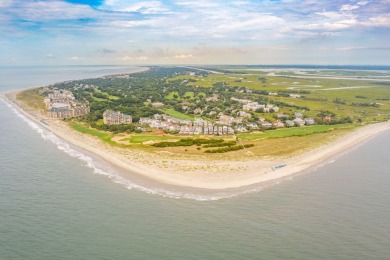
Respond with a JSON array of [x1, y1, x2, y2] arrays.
[[1, 98, 270, 201]]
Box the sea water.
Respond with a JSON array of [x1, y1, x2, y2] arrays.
[[1, 66, 390, 259]]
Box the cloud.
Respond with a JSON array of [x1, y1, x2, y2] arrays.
[[137, 56, 149, 61], [296, 19, 357, 31], [362, 14, 390, 27], [299, 32, 337, 42], [336, 46, 390, 51], [46, 53, 55, 59], [100, 0, 171, 14], [98, 48, 116, 54], [0, 0, 13, 8], [324, 19, 357, 30], [1, 0, 390, 65], [316, 12, 346, 20], [172, 54, 195, 59], [8, 0, 96, 22], [69, 56, 85, 61], [216, 14, 285, 31], [340, 4, 360, 12], [174, 0, 220, 8], [118, 55, 149, 61], [357, 1, 370, 6], [107, 18, 164, 28]]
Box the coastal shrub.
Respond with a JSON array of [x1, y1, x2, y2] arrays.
[[203, 141, 237, 148], [151, 138, 224, 147], [204, 144, 254, 153]]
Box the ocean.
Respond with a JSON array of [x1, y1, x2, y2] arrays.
[[1, 66, 390, 259]]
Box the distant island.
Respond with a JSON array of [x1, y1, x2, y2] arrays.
[[4, 66, 390, 189]]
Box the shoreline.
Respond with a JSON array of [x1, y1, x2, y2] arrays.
[[1, 87, 390, 191]]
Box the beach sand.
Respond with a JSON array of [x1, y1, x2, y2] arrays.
[[2, 90, 390, 190]]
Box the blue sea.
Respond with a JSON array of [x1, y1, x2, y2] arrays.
[[1, 66, 390, 259]]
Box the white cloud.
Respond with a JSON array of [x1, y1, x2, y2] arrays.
[[316, 12, 346, 20], [100, 0, 171, 14], [324, 19, 357, 30], [216, 15, 285, 31], [0, 0, 13, 8], [340, 4, 360, 12], [137, 56, 149, 61], [172, 54, 195, 59], [336, 46, 390, 51], [174, 0, 220, 8], [362, 14, 390, 27], [296, 19, 357, 31], [8, 0, 96, 21], [357, 1, 370, 6], [108, 17, 165, 28], [118, 55, 149, 61], [69, 56, 85, 60]]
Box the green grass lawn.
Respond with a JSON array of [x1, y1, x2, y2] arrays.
[[237, 124, 355, 140], [123, 134, 181, 144], [91, 89, 120, 101], [160, 108, 194, 120], [165, 91, 180, 100], [183, 92, 194, 99], [90, 94, 107, 102], [70, 123, 115, 144], [198, 92, 206, 98]]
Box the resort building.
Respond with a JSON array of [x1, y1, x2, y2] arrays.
[[103, 110, 132, 125], [45, 88, 90, 119], [47, 105, 90, 119]]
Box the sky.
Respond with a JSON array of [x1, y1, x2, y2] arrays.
[[0, 0, 389, 65]]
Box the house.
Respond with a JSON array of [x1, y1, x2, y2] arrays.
[[238, 111, 251, 118], [304, 118, 315, 125], [293, 118, 305, 126], [285, 120, 295, 127], [218, 114, 235, 125], [151, 102, 164, 108], [236, 124, 248, 132], [194, 118, 204, 126], [294, 112, 303, 118], [278, 114, 289, 119], [243, 102, 265, 112], [205, 94, 219, 102], [247, 122, 259, 130], [323, 116, 333, 123], [260, 121, 273, 128], [273, 120, 285, 128], [194, 108, 203, 114]]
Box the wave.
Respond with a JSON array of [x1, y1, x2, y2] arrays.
[[1, 98, 277, 201]]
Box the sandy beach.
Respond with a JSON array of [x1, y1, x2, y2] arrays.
[[2, 90, 390, 190]]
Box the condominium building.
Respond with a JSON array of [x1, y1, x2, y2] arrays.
[[103, 110, 132, 125]]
